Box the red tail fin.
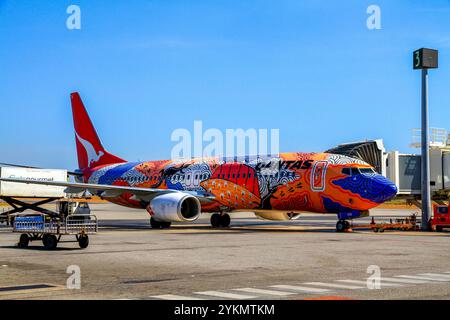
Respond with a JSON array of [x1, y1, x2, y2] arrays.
[[71, 92, 126, 170]]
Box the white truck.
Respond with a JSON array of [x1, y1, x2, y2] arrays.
[[0, 166, 98, 249], [0, 167, 68, 224], [0, 166, 67, 198]]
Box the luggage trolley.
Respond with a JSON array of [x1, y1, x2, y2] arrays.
[[12, 213, 98, 249]]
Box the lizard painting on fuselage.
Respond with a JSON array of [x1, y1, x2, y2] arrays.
[[83, 152, 397, 214]]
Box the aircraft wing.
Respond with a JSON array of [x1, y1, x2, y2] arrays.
[[0, 177, 216, 202]]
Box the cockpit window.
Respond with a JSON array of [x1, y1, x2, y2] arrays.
[[342, 168, 351, 175], [359, 168, 376, 174], [342, 167, 376, 176]]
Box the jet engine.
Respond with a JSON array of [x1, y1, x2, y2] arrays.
[[254, 210, 301, 221], [148, 193, 201, 222]]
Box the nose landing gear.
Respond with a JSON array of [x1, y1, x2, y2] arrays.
[[210, 213, 231, 228], [336, 220, 351, 232]]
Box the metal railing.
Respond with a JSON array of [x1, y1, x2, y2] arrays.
[[65, 215, 98, 233], [13, 214, 98, 235], [411, 128, 448, 148]]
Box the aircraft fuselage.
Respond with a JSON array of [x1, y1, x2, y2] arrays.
[[82, 152, 397, 215]]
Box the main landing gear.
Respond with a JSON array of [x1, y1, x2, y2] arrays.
[[150, 217, 172, 229], [336, 220, 351, 232], [210, 213, 231, 228]]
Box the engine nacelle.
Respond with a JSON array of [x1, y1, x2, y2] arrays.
[[254, 210, 301, 221], [148, 193, 201, 222]]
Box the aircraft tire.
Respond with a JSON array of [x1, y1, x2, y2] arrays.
[[161, 221, 172, 229], [150, 217, 162, 229], [210, 213, 221, 227], [219, 213, 230, 227], [336, 220, 347, 232], [150, 218, 171, 229]]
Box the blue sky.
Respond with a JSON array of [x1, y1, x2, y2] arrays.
[[1, 0, 449, 169]]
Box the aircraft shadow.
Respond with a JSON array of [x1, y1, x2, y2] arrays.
[[99, 220, 341, 233]]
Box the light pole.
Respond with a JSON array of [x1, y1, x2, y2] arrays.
[[413, 48, 438, 231]]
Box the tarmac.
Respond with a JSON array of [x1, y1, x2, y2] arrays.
[[0, 203, 449, 300]]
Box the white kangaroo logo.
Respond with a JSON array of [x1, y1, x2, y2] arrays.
[[75, 132, 104, 166]]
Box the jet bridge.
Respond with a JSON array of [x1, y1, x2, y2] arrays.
[[387, 129, 450, 197], [326, 130, 450, 200], [325, 139, 385, 174]]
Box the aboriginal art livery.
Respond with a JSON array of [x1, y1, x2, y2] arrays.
[[82, 154, 394, 215], [2, 93, 398, 232]]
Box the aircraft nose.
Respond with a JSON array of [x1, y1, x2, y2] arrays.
[[372, 175, 398, 203], [332, 172, 398, 204]]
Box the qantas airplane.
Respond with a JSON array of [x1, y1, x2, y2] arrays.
[[2, 92, 398, 232]]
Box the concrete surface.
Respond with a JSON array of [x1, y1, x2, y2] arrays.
[[0, 203, 449, 300]]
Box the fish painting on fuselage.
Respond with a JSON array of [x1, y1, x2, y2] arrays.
[[1, 92, 398, 232]]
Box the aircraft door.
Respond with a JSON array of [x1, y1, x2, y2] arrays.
[[193, 171, 200, 187], [311, 160, 328, 192]]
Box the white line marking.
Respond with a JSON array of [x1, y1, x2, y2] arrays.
[[150, 294, 205, 300], [419, 273, 450, 279], [270, 285, 331, 294], [396, 275, 450, 282], [381, 277, 430, 284], [304, 282, 364, 290], [194, 291, 257, 299], [233, 288, 296, 296], [336, 280, 403, 287]]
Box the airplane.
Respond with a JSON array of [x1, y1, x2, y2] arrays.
[[1, 92, 398, 232]]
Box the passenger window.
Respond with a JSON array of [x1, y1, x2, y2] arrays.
[[248, 173, 252, 178]]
